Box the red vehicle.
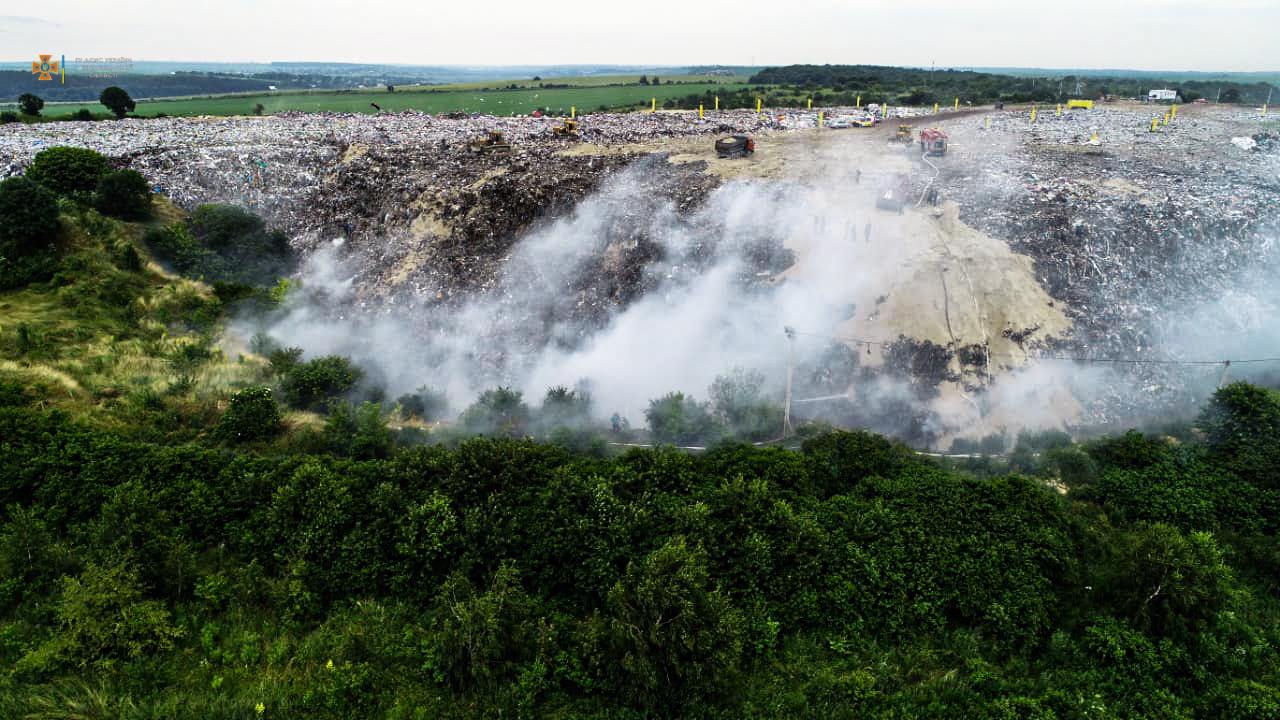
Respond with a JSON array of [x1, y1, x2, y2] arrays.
[[919, 128, 949, 156]]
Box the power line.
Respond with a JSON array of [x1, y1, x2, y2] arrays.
[[790, 329, 1280, 367]]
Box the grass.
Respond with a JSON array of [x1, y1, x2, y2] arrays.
[[28, 75, 751, 118], [0, 200, 267, 436]]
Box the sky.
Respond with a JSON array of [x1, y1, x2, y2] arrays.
[[1, 0, 1276, 71]]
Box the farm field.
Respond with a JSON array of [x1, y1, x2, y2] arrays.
[[37, 76, 751, 117]]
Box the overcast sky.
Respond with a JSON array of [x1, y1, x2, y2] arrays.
[[2, 0, 1275, 71]]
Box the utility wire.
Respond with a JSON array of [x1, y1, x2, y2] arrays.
[[790, 329, 1280, 367]]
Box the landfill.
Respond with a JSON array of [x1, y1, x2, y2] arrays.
[[2, 103, 1276, 435]]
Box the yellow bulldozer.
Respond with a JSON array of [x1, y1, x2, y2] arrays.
[[551, 119, 579, 138], [893, 124, 913, 143], [467, 131, 512, 154]]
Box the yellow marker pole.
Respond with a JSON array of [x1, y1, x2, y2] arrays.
[[571, 106, 576, 119], [819, 111, 824, 128], [698, 103, 703, 120], [856, 95, 861, 108], [1056, 104, 1062, 116], [954, 97, 959, 110], [807, 97, 812, 110], [714, 96, 719, 111], [651, 97, 656, 112], [984, 116, 990, 130], [1151, 117, 1159, 132], [1171, 104, 1177, 119], [1264, 104, 1269, 116], [933, 102, 939, 114], [1030, 106, 1037, 122], [883, 103, 888, 119], [1091, 129, 1099, 143], [757, 97, 762, 113]]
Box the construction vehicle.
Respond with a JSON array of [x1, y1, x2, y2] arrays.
[[893, 124, 913, 143], [918, 128, 948, 156], [876, 173, 910, 213], [551, 119, 579, 137], [467, 131, 511, 155], [715, 135, 755, 158]]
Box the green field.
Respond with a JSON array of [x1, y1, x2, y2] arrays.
[[35, 75, 751, 118]]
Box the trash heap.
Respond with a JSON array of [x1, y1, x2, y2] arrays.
[[935, 106, 1280, 424]]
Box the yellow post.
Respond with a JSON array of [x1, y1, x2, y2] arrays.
[[1091, 129, 1099, 143], [651, 97, 656, 112], [818, 111, 824, 128], [757, 97, 762, 113], [1056, 104, 1062, 116], [882, 103, 888, 119], [807, 97, 812, 110], [856, 95, 861, 108], [698, 103, 703, 120], [954, 97, 959, 110], [1264, 104, 1269, 116], [1170, 104, 1177, 119], [714, 96, 719, 111], [1030, 106, 1037, 122], [1151, 117, 1159, 132], [570, 106, 575, 119], [933, 102, 939, 114], [984, 116, 990, 130]]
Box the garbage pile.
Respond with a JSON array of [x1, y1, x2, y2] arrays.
[[935, 106, 1280, 425]]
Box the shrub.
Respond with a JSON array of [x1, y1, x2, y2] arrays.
[[25, 146, 110, 196], [93, 168, 152, 219], [323, 399, 393, 459], [645, 392, 719, 445], [0, 176, 60, 257], [213, 386, 283, 443], [279, 355, 363, 410], [460, 387, 529, 437], [428, 562, 534, 689], [74, 108, 94, 121], [397, 385, 449, 421], [0, 111, 18, 124], [150, 204, 293, 285], [25, 562, 182, 670], [1197, 382, 1280, 488]]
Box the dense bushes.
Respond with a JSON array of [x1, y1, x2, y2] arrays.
[[278, 355, 363, 409], [0, 381, 1278, 716], [0, 176, 60, 257], [212, 386, 282, 443], [144, 204, 294, 285], [93, 168, 152, 219], [24, 146, 110, 195]]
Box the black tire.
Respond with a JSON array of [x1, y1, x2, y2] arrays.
[[715, 135, 748, 155]]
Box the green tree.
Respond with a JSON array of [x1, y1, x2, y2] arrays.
[[93, 169, 152, 219], [99, 86, 136, 119], [324, 399, 393, 459], [0, 176, 60, 256], [1197, 382, 1280, 488], [279, 355, 363, 410], [24, 146, 110, 195], [30, 562, 182, 670], [213, 386, 283, 443], [590, 537, 744, 710], [460, 387, 530, 437], [18, 93, 44, 117], [428, 562, 534, 689], [645, 391, 719, 445]]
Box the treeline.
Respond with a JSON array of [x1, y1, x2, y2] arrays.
[[0, 381, 1278, 717], [746, 64, 1279, 105]]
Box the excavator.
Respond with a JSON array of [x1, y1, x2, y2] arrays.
[[467, 130, 511, 154]]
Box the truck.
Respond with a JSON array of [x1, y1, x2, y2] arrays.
[[918, 128, 948, 156]]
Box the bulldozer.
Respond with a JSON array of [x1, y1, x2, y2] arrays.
[[551, 119, 579, 138], [467, 131, 511, 155], [893, 124, 913, 143]]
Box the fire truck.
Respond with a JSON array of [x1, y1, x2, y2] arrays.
[[918, 128, 949, 157]]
